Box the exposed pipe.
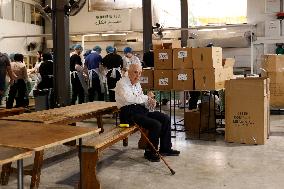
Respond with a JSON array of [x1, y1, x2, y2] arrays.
[[0, 34, 52, 39]]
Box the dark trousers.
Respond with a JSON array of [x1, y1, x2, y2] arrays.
[[120, 104, 172, 151], [88, 76, 104, 102], [188, 91, 200, 110], [107, 71, 121, 102], [71, 75, 85, 105], [6, 79, 27, 109]]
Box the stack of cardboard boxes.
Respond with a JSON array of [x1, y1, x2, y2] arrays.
[[140, 47, 234, 91], [261, 54, 284, 108], [225, 78, 270, 145], [154, 49, 173, 90], [193, 47, 225, 90], [153, 48, 194, 91], [172, 48, 194, 91]]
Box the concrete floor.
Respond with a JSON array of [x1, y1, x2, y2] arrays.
[[1, 110, 284, 189]]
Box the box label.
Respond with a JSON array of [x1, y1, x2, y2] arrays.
[[232, 112, 255, 127], [178, 73, 188, 81], [139, 77, 148, 84], [159, 53, 169, 60], [159, 78, 169, 85], [178, 51, 187, 59]]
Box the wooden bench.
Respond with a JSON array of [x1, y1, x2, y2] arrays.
[[81, 125, 139, 189]]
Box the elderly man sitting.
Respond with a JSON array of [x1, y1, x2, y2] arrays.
[[115, 63, 180, 162]]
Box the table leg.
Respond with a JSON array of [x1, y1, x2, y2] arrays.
[[17, 159, 23, 189], [30, 150, 44, 189], [1, 162, 12, 185], [79, 138, 82, 189]]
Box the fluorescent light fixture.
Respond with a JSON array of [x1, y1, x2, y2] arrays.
[[102, 33, 127, 36], [198, 28, 227, 32], [84, 34, 100, 37]]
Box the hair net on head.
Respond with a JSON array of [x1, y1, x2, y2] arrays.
[[106, 46, 114, 53], [124, 47, 132, 54], [93, 46, 102, 52], [74, 44, 83, 50]]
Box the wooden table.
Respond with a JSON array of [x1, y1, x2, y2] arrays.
[[0, 120, 99, 189], [0, 146, 32, 189], [0, 101, 117, 127]]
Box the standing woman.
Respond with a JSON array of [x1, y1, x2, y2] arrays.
[[28, 51, 43, 95], [6, 54, 28, 108], [102, 46, 123, 102]]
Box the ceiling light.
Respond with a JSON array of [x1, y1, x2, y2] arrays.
[[198, 28, 227, 32], [102, 33, 127, 36]]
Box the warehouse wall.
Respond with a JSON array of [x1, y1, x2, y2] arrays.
[[0, 19, 43, 55], [68, 0, 280, 74]]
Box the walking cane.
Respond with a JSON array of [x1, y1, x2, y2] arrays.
[[137, 126, 176, 175]]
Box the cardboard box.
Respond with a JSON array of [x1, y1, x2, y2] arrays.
[[192, 47, 223, 69], [154, 70, 173, 90], [262, 54, 284, 72], [173, 48, 193, 69], [140, 68, 154, 89], [184, 102, 215, 139], [194, 68, 225, 90], [222, 58, 235, 68], [173, 69, 194, 91], [265, 20, 281, 37], [262, 71, 284, 108], [223, 67, 234, 81], [225, 78, 270, 145], [154, 49, 173, 70]]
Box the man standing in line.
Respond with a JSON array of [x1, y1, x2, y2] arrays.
[[102, 46, 123, 102], [84, 46, 104, 101]]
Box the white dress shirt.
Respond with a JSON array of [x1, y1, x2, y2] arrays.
[[122, 55, 141, 70], [115, 76, 148, 108]]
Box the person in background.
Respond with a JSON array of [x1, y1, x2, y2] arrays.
[[83, 49, 92, 59], [28, 51, 43, 93], [143, 44, 154, 67], [37, 53, 53, 90], [69, 44, 76, 57], [115, 63, 180, 162], [102, 46, 123, 102], [70, 45, 85, 104], [9, 53, 15, 62], [84, 46, 104, 101], [0, 52, 16, 105], [122, 47, 141, 74], [6, 54, 28, 108]]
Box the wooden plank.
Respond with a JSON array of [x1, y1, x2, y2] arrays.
[[84, 125, 139, 152], [0, 146, 32, 165], [0, 102, 117, 125], [0, 121, 100, 151]]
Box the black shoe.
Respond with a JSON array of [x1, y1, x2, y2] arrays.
[[159, 149, 180, 156], [144, 151, 160, 162]]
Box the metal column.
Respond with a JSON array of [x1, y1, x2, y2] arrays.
[[142, 0, 152, 53], [52, 0, 71, 107], [181, 0, 188, 47]]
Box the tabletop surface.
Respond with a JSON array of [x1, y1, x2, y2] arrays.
[[0, 101, 117, 124], [0, 120, 99, 151], [0, 146, 32, 165]]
